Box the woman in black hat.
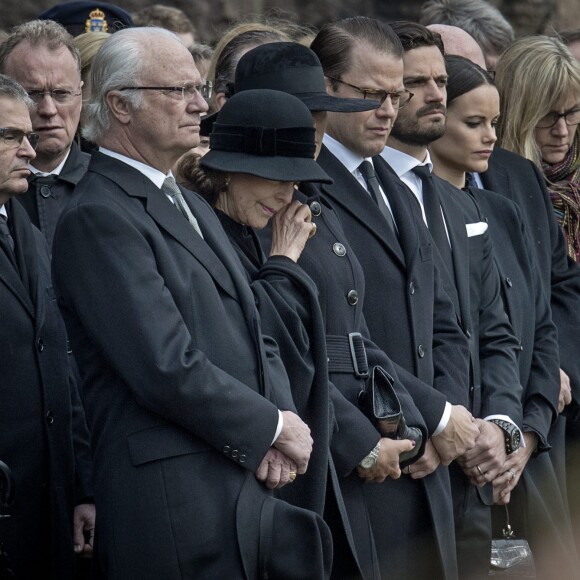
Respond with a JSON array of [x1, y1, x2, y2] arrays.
[[180, 43, 429, 580]]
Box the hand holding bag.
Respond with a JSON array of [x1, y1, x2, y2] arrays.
[[358, 365, 422, 463]]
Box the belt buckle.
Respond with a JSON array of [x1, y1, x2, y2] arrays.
[[348, 332, 369, 378]]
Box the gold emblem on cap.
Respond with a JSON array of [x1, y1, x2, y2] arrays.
[[85, 8, 108, 33]]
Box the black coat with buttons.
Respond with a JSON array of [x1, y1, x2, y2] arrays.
[[304, 146, 473, 580], [254, 192, 430, 580], [18, 141, 90, 252], [0, 198, 92, 579]]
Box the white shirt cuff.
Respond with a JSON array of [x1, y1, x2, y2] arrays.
[[432, 402, 452, 437], [271, 410, 284, 445]]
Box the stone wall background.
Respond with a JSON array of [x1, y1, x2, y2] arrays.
[[1, 0, 579, 45]]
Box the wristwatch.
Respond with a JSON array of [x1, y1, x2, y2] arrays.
[[359, 442, 381, 469], [489, 419, 521, 454]]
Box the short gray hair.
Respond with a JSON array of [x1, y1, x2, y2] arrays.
[[419, 0, 515, 60], [82, 27, 178, 144], [0, 73, 33, 108]]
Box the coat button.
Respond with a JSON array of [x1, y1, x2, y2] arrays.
[[519, 342, 524, 351], [505, 277, 513, 287], [417, 345, 425, 358], [333, 243, 346, 257], [40, 185, 52, 198], [231, 449, 239, 458], [239, 454, 246, 463], [46, 410, 54, 425], [310, 201, 322, 216], [347, 290, 358, 305], [37, 338, 44, 352], [222, 445, 230, 454], [409, 282, 415, 295]]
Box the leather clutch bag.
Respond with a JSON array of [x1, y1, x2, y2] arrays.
[[358, 365, 422, 463]]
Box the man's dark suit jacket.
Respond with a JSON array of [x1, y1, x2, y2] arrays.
[[481, 147, 580, 407], [432, 175, 522, 425], [51, 152, 302, 579], [314, 144, 473, 580], [0, 198, 92, 579], [18, 141, 90, 250]]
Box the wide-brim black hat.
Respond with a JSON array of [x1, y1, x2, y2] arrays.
[[236, 42, 380, 113], [236, 473, 333, 580], [200, 41, 380, 136], [39, 1, 133, 36], [200, 89, 332, 184]]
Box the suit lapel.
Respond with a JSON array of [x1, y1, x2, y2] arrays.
[[434, 181, 470, 324], [317, 146, 405, 267], [90, 153, 239, 302], [0, 201, 35, 317]]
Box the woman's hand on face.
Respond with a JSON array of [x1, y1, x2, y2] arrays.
[[269, 200, 315, 262]]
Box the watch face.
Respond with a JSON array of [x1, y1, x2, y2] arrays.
[[361, 456, 375, 469]]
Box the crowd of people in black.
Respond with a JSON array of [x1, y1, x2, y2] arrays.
[[1, 1, 580, 579]]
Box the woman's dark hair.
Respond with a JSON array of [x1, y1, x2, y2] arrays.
[[175, 151, 227, 206], [445, 54, 494, 107]]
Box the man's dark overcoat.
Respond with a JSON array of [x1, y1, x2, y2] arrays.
[[51, 152, 307, 579], [312, 145, 473, 580], [0, 198, 92, 579]]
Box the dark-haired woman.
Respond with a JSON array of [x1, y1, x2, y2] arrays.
[[180, 45, 440, 577], [430, 54, 580, 579]]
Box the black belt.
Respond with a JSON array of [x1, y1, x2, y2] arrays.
[[326, 332, 369, 378]]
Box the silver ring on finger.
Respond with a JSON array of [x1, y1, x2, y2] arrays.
[[476, 464, 483, 476]]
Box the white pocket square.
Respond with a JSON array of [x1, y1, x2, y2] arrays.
[[466, 221, 488, 237]]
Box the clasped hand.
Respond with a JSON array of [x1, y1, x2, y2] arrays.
[[256, 410, 312, 489]]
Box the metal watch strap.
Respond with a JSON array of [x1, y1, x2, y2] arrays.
[[490, 419, 520, 454], [359, 441, 381, 469]]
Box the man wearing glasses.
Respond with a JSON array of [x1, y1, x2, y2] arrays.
[[0, 19, 88, 251], [0, 73, 94, 579], [310, 16, 477, 580], [51, 27, 321, 579]]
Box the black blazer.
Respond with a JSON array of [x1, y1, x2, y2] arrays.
[[434, 176, 522, 425], [469, 187, 559, 444], [51, 152, 299, 579], [482, 147, 580, 408], [0, 199, 92, 579]]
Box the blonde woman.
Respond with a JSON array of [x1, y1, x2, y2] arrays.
[[496, 36, 580, 262]]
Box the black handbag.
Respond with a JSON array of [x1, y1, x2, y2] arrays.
[[489, 506, 535, 578], [358, 365, 422, 463]]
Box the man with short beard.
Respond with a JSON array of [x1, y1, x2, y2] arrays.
[[382, 21, 524, 580]]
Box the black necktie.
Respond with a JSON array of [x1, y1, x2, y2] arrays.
[[412, 165, 454, 276], [358, 160, 397, 235], [162, 177, 204, 238], [0, 213, 18, 271]]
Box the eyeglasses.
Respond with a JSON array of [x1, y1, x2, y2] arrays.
[[119, 81, 213, 101], [536, 108, 580, 128], [26, 88, 82, 105], [326, 76, 414, 109], [0, 128, 39, 149]]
